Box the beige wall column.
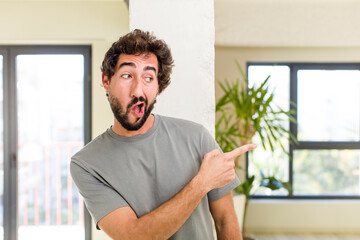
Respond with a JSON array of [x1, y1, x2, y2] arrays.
[[129, 0, 216, 135]]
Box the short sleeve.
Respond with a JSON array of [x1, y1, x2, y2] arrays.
[[199, 126, 241, 202], [207, 177, 240, 202], [70, 160, 129, 229]]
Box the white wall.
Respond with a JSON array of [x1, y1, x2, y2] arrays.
[[215, 0, 360, 234], [129, 0, 216, 135]]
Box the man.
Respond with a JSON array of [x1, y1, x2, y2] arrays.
[[71, 29, 256, 240]]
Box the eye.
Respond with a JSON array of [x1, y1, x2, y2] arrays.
[[144, 76, 153, 82], [121, 74, 131, 79]]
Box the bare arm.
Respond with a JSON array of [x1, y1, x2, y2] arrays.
[[98, 144, 256, 240], [210, 192, 242, 240]]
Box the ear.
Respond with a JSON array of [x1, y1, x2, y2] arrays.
[[102, 73, 110, 91]]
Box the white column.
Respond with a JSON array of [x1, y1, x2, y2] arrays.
[[129, 0, 215, 135]]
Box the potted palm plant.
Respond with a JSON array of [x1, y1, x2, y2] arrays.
[[215, 61, 297, 240]]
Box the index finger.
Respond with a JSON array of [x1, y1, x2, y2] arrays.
[[224, 144, 257, 160]]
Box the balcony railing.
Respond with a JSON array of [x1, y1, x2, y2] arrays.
[[18, 141, 84, 227]]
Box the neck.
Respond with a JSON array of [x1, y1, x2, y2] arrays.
[[111, 114, 155, 137]]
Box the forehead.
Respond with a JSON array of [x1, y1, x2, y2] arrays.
[[117, 53, 158, 71]]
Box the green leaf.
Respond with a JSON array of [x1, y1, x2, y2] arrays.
[[216, 61, 298, 198]]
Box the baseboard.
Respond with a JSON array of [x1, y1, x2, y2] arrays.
[[245, 227, 360, 235]]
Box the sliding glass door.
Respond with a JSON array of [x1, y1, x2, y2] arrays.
[[16, 54, 85, 240], [1, 46, 91, 240]]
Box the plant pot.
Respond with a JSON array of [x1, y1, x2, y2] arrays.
[[233, 194, 246, 232]]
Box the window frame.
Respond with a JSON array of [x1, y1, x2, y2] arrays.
[[1, 45, 92, 240], [247, 62, 360, 199]]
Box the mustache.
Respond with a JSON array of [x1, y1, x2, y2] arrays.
[[127, 96, 148, 109]]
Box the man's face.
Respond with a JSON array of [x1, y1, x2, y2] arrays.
[[103, 53, 159, 131]]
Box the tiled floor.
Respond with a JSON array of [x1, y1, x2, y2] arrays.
[[249, 233, 360, 240]]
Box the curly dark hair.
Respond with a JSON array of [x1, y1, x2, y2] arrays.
[[101, 29, 174, 94]]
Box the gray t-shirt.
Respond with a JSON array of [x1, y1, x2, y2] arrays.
[[71, 115, 240, 239]]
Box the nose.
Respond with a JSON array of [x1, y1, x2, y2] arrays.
[[130, 77, 144, 98]]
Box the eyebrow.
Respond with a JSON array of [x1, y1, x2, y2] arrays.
[[144, 66, 157, 73], [119, 62, 135, 69], [119, 62, 157, 74]]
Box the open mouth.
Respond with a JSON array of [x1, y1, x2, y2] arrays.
[[131, 102, 145, 118]]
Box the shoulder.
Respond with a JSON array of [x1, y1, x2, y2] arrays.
[[157, 115, 206, 134], [71, 130, 112, 166], [156, 115, 215, 150]]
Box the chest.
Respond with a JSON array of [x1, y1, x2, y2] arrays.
[[100, 134, 203, 217]]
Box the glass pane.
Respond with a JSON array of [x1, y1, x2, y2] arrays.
[[298, 69, 360, 141], [294, 150, 360, 195], [0, 55, 4, 239], [247, 65, 290, 195], [16, 55, 85, 240]]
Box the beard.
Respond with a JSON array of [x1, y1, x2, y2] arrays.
[[108, 94, 156, 131]]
